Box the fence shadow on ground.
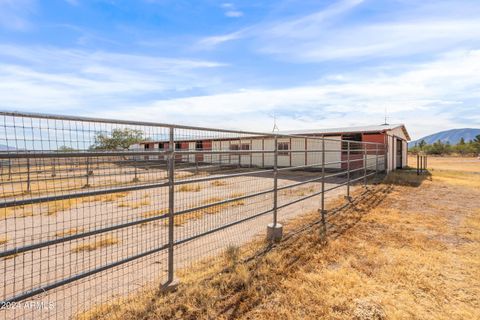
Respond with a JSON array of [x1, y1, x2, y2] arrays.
[[382, 168, 431, 187]]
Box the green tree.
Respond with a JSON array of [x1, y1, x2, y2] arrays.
[[473, 135, 480, 154], [418, 139, 427, 149], [459, 137, 465, 145], [92, 128, 144, 150], [58, 145, 76, 152]]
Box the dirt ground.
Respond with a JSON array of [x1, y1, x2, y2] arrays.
[[79, 156, 480, 320]]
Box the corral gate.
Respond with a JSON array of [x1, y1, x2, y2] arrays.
[[0, 111, 385, 319]]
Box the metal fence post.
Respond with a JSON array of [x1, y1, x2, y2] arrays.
[[384, 139, 388, 173], [166, 126, 176, 287], [133, 157, 139, 182], [346, 141, 351, 200], [26, 157, 31, 193], [320, 137, 327, 240], [273, 135, 278, 226], [267, 134, 282, 241], [363, 144, 367, 187], [85, 157, 90, 187], [51, 158, 56, 177], [417, 154, 420, 175]]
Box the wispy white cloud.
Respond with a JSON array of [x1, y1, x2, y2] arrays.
[[93, 50, 480, 139], [199, 0, 480, 63], [0, 0, 35, 30], [0, 45, 226, 112], [225, 10, 243, 18], [199, 0, 363, 48], [220, 2, 243, 18], [196, 29, 246, 48], [259, 18, 480, 62]]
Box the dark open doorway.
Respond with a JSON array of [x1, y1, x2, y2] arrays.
[[396, 138, 403, 169]]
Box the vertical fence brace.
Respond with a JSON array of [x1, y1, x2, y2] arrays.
[[132, 156, 139, 182], [162, 126, 179, 291], [363, 144, 367, 187], [84, 157, 91, 188], [319, 138, 327, 241], [267, 134, 282, 242], [345, 141, 352, 202], [26, 157, 31, 193]]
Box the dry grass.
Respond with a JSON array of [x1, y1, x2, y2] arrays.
[[1, 192, 131, 218], [178, 184, 202, 192], [46, 199, 77, 216], [118, 199, 151, 209], [71, 236, 120, 253], [407, 154, 480, 189], [408, 155, 480, 173], [0, 236, 7, 245], [211, 180, 227, 187], [167, 193, 246, 226], [382, 170, 429, 187], [79, 164, 480, 320], [281, 185, 316, 196], [97, 192, 129, 202], [431, 170, 480, 188], [0, 208, 12, 219], [140, 209, 168, 219], [55, 227, 85, 237], [3, 253, 19, 260]]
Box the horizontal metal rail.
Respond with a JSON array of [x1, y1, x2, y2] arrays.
[[0, 162, 382, 258], [1, 242, 170, 303], [0, 110, 387, 145], [1, 206, 276, 304], [0, 147, 384, 159]]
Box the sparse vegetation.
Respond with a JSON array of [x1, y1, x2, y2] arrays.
[[79, 161, 480, 320], [91, 128, 144, 150], [211, 180, 227, 187], [55, 228, 84, 237], [0, 208, 12, 219], [281, 185, 316, 196], [71, 236, 120, 253], [410, 135, 480, 156], [177, 184, 202, 192], [140, 209, 168, 219], [118, 199, 151, 209], [3, 253, 19, 260], [46, 199, 77, 216], [98, 192, 129, 202], [167, 193, 246, 226]]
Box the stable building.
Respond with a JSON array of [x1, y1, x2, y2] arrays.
[[135, 124, 410, 173]]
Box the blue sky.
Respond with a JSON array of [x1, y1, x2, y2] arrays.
[[0, 0, 480, 139]]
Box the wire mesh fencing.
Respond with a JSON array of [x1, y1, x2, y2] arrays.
[[0, 111, 386, 319]]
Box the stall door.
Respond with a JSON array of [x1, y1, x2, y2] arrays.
[[396, 138, 403, 169]]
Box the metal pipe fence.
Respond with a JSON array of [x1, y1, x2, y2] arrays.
[[0, 111, 386, 319], [416, 153, 428, 175]]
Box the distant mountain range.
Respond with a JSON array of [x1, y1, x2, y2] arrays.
[[410, 128, 480, 146], [0, 144, 16, 151]]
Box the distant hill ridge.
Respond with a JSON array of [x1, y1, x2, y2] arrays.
[[410, 128, 480, 146], [0, 144, 16, 151]]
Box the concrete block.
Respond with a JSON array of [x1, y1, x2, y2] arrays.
[[160, 277, 180, 292], [267, 223, 283, 242]]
